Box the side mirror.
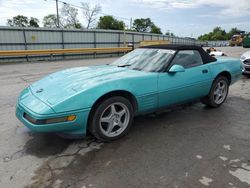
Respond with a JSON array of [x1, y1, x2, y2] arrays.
[[169, 65, 185, 73]]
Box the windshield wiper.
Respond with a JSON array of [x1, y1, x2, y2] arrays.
[[117, 64, 131, 67]]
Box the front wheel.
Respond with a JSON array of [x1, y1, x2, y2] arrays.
[[201, 76, 229, 108], [88, 96, 134, 142]]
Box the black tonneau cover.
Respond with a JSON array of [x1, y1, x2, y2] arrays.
[[141, 44, 217, 64]]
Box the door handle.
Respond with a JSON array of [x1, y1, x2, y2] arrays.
[[202, 69, 208, 74]]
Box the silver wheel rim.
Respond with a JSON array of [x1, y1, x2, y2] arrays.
[[213, 80, 228, 104], [99, 102, 130, 137]]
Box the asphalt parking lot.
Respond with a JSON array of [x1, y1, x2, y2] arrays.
[[0, 47, 250, 188]]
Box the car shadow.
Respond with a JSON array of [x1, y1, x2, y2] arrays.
[[22, 96, 249, 159], [242, 74, 250, 79], [23, 133, 74, 158]]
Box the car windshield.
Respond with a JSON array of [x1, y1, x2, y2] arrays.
[[111, 48, 176, 72]]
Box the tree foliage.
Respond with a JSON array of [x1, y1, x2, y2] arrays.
[[43, 4, 82, 29], [61, 4, 82, 29], [165, 32, 175, 36], [97, 16, 125, 30], [43, 14, 58, 28], [133, 18, 152, 32], [81, 2, 101, 29], [7, 15, 39, 27], [29, 17, 40, 27], [228, 27, 242, 38], [150, 24, 162, 34], [198, 27, 242, 41], [132, 18, 162, 34]]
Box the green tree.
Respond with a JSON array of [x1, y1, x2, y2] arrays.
[[61, 4, 82, 29], [7, 15, 39, 27], [227, 27, 241, 39], [97, 16, 125, 30], [198, 27, 228, 41], [198, 33, 209, 41], [198, 27, 245, 41], [7, 15, 28, 27], [132, 18, 162, 34], [165, 32, 175, 36], [43, 14, 58, 28], [133, 18, 152, 32], [29, 17, 40, 27], [150, 24, 162, 34], [211, 27, 227, 40]]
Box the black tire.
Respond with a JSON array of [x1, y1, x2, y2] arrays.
[[88, 96, 134, 142], [201, 76, 229, 108]]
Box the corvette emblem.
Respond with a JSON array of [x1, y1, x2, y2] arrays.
[[36, 88, 43, 93]]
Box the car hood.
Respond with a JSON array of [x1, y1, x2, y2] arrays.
[[30, 65, 143, 106], [241, 51, 250, 59]]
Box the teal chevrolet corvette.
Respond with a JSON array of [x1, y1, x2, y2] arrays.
[[16, 45, 242, 141]]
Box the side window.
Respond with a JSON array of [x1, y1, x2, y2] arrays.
[[171, 50, 203, 68]]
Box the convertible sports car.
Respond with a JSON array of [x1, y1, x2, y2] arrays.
[[16, 45, 242, 141]]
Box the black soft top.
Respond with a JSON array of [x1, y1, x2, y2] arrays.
[[141, 44, 217, 64]]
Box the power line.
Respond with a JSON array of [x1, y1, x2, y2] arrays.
[[50, 0, 131, 21]]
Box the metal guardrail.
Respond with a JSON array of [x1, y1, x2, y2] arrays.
[[0, 47, 132, 56]]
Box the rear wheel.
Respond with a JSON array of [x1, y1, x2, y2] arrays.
[[89, 96, 134, 142], [201, 76, 229, 108]]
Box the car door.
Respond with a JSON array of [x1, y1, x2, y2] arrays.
[[158, 50, 213, 108]]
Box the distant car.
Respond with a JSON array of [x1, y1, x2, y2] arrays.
[[16, 45, 242, 141], [240, 51, 250, 74], [210, 51, 226, 57], [206, 47, 226, 57]]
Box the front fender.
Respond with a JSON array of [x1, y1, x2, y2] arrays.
[[52, 73, 158, 113]]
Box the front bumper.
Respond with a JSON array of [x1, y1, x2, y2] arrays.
[[16, 103, 90, 135]]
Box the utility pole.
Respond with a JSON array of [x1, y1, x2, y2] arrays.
[[123, 22, 126, 47], [56, 0, 60, 27], [130, 18, 132, 30]]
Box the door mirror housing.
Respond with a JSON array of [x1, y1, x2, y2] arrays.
[[169, 64, 185, 73]]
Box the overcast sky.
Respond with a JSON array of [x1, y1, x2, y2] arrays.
[[0, 0, 250, 38]]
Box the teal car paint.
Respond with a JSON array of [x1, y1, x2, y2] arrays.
[[158, 63, 213, 107], [29, 65, 159, 113], [16, 65, 158, 136], [16, 103, 89, 134], [16, 45, 242, 138], [208, 57, 242, 84]]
